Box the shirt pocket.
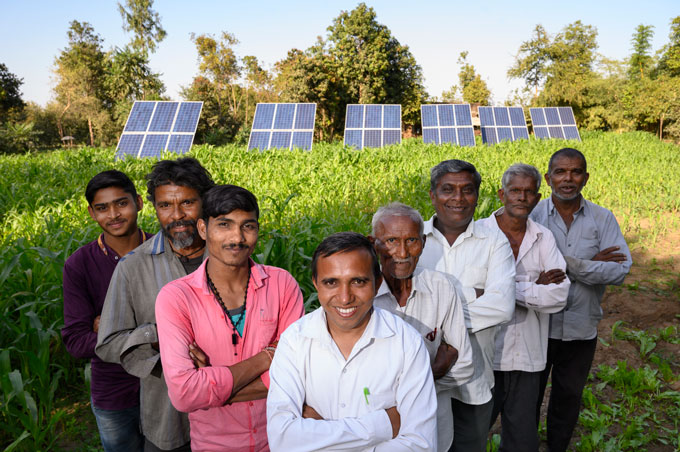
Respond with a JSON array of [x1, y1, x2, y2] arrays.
[[576, 230, 600, 259], [461, 265, 487, 288], [367, 390, 396, 410]]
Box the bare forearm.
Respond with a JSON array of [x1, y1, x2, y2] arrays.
[[228, 351, 270, 397], [228, 377, 268, 403]]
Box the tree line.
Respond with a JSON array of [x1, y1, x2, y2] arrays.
[[1, 1, 679, 153]]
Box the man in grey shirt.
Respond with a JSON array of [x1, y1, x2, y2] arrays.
[[531, 148, 631, 452], [96, 157, 214, 452]]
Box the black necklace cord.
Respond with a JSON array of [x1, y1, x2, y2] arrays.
[[205, 265, 250, 356]]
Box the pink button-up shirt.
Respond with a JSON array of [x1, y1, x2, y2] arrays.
[[156, 258, 304, 452]]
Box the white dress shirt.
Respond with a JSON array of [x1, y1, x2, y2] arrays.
[[479, 210, 570, 372], [418, 216, 515, 405], [267, 306, 437, 452], [373, 267, 473, 451]]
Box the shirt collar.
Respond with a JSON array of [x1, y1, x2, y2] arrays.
[[189, 257, 268, 296], [300, 306, 395, 343], [424, 214, 486, 243], [547, 195, 587, 216], [375, 267, 430, 301]]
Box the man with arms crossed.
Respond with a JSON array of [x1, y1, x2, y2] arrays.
[[267, 232, 437, 451], [62, 170, 149, 451], [155, 185, 304, 451], [369, 202, 474, 451], [478, 164, 570, 452], [96, 157, 214, 452], [531, 148, 631, 452], [418, 159, 515, 452]]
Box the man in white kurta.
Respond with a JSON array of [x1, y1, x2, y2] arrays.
[[267, 232, 437, 451], [478, 164, 570, 452], [369, 202, 473, 451], [417, 159, 515, 452]]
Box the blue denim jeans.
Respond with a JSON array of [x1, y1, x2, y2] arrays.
[[91, 401, 144, 452]]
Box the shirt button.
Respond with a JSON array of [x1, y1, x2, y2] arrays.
[[340, 403, 346, 408], [115, 256, 119, 260], [249, 402, 253, 406], [144, 332, 150, 337], [342, 368, 347, 373], [568, 244, 571, 247], [253, 428, 257, 433]]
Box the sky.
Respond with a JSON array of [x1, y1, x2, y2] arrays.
[[1, 0, 676, 108]]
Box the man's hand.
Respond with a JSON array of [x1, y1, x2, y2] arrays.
[[592, 246, 627, 263], [536, 269, 567, 285], [431, 341, 458, 379], [302, 403, 324, 420], [385, 406, 401, 439], [474, 288, 485, 298], [189, 342, 210, 368], [93, 315, 101, 333]]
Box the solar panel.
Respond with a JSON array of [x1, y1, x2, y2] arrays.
[[478, 106, 529, 145], [529, 107, 581, 141], [344, 104, 402, 149], [115, 101, 203, 160], [420, 104, 475, 147], [248, 103, 316, 151]]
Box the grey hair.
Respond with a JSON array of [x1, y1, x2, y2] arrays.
[[501, 163, 542, 191], [371, 202, 424, 236], [430, 159, 481, 193]]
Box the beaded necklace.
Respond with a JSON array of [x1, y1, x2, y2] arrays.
[[206, 266, 250, 356]]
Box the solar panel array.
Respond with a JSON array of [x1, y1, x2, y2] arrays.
[[530, 107, 581, 141], [478, 106, 529, 145], [421, 104, 475, 146], [248, 103, 316, 151], [344, 104, 401, 149], [115, 101, 203, 159]]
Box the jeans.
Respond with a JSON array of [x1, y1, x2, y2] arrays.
[[91, 402, 144, 452]]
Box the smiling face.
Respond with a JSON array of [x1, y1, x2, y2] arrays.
[[88, 186, 142, 239], [498, 174, 542, 219], [198, 209, 259, 270], [545, 155, 589, 202], [313, 248, 381, 339], [371, 215, 425, 281], [153, 184, 202, 249], [429, 171, 478, 231]]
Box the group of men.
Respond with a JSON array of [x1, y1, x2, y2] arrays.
[[62, 148, 631, 452]]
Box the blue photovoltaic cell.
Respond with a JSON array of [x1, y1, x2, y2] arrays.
[[481, 127, 497, 144], [497, 127, 513, 142], [534, 127, 550, 139], [421, 105, 438, 127], [173, 102, 202, 133], [440, 128, 456, 144], [124, 102, 155, 132], [509, 107, 526, 127], [248, 132, 271, 150], [383, 130, 401, 146], [252, 104, 276, 129], [558, 107, 576, 125], [294, 104, 316, 129], [115, 134, 145, 159], [564, 126, 580, 140], [458, 128, 476, 146], [273, 104, 295, 129], [292, 132, 313, 150], [139, 134, 169, 158], [530, 107, 580, 141], [480, 106, 528, 144], [494, 108, 511, 126], [364, 130, 382, 148], [479, 107, 495, 126], [167, 135, 194, 154], [530, 108, 547, 126], [346, 105, 364, 129], [365, 105, 382, 128], [454, 104, 472, 126], [549, 126, 565, 139], [344, 130, 363, 149], [438, 105, 455, 127], [270, 131, 292, 148], [149, 102, 178, 132], [384, 105, 401, 129], [423, 128, 439, 144], [513, 128, 530, 140], [545, 108, 561, 125]]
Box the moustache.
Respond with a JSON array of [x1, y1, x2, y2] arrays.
[[222, 243, 250, 250], [165, 220, 196, 230]]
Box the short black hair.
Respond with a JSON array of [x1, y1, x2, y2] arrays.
[[430, 159, 482, 193], [201, 185, 259, 222], [85, 170, 138, 205], [146, 157, 214, 204], [311, 232, 381, 283], [548, 148, 588, 173]]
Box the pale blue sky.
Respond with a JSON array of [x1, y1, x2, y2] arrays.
[[1, 1, 676, 107]]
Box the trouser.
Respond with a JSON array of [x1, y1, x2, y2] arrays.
[[91, 401, 144, 452], [144, 438, 192, 452], [536, 337, 598, 452], [490, 370, 541, 452], [448, 396, 495, 452]]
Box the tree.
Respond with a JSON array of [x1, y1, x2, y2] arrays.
[[629, 25, 655, 79], [657, 16, 680, 77], [0, 63, 24, 120], [456, 52, 491, 105], [508, 25, 550, 97], [118, 0, 166, 55]]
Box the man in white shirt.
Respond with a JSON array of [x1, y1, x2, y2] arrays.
[[418, 159, 515, 452], [267, 232, 437, 451], [478, 164, 570, 452], [369, 202, 474, 452]]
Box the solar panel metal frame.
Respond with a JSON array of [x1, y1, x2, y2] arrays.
[[115, 101, 203, 160], [478, 106, 529, 145], [343, 104, 402, 149], [420, 104, 475, 147], [247, 103, 317, 151], [529, 107, 581, 141]]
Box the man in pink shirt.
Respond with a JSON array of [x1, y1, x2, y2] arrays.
[[155, 184, 304, 451]]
